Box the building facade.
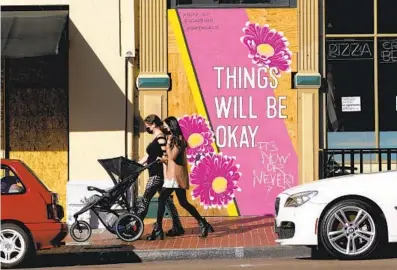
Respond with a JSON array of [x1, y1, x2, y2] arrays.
[[321, 0, 397, 166], [137, 0, 320, 217], [137, 0, 397, 217], [1, 0, 138, 226], [2, 0, 396, 225]]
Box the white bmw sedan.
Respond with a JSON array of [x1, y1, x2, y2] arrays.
[[274, 170, 397, 260]]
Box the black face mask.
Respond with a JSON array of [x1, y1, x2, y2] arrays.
[[162, 128, 171, 135], [146, 127, 153, 134]]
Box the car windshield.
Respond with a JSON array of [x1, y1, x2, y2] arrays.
[[21, 162, 51, 191]]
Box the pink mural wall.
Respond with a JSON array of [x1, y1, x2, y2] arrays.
[[171, 8, 298, 216]]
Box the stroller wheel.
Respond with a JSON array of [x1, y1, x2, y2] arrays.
[[70, 220, 92, 242], [114, 213, 144, 242]]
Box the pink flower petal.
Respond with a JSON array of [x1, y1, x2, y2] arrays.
[[190, 153, 242, 209], [178, 114, 216, 165], [240, 22, 292, 72]]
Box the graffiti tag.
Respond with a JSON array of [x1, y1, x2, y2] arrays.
[[252, 141, 294, 192]]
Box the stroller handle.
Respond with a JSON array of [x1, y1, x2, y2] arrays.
[[144, 158, 161, 169]]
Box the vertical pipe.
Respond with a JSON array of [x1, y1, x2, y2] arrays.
[[374, 0, 380, 152], [125, 57, 129, 159]]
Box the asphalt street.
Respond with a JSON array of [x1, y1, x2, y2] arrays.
[[22, 257, 397, 270]]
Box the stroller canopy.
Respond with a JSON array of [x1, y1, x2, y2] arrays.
[[98, 157, 144, 185]]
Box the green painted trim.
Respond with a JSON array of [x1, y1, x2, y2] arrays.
[[294, 74, 322, 88], [137, 77, 170, 89]]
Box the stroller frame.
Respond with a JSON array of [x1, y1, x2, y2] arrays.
[[70, 156, 158, 242]]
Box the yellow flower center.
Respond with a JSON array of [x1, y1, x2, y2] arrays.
[[212, 177, 228, 194], [188, 133, 204, 148], [257, 44, 275, 58]]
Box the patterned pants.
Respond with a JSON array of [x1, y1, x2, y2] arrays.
[[135, 176, 182, 227]]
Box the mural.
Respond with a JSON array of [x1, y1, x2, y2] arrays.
[[168, 8, 299, 216]]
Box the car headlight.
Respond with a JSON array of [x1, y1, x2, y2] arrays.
[[284, 191, 318, 207]]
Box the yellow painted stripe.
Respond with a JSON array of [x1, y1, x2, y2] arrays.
[[169, 11, 207, 125], [169, 9, 238, 216]]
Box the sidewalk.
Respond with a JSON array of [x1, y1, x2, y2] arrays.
[[42, 216, 310, 264], [66, 216, 277, 249]]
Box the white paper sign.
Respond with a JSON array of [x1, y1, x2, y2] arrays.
[[342, 96, 361, 112]]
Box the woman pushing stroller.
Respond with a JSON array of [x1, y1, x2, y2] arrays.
[[147, 116, 214, 240], [136, 114, 185, 237]]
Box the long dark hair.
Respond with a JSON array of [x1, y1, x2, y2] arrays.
[[144, 114, 163, 127], [164, 116, 186, 149]]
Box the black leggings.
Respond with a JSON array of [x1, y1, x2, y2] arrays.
[[157, 187, 202, 224], [135, 176, 182, 227]]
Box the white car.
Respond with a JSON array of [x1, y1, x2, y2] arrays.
[[274, 170, 397, 259]]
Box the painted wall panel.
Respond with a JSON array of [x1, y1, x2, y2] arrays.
[[168, 8, 298, 216]]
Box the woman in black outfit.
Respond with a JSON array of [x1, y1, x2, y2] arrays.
[[148, 116, 214, 240], [136, 114, 185, 237]]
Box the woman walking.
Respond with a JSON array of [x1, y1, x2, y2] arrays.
[[148, 116, 214, 240], [136, 114, 185, 237]]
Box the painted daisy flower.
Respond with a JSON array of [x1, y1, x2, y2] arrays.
[[240, 22, 292, 72], [178, 114, 215, 164], [190, 153, 242, 209]]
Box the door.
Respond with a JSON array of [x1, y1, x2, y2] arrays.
[[1, 165, 33, 222]]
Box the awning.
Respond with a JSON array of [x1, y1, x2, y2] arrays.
[[1, 10, 68, 58]]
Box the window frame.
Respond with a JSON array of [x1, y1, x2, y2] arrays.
[[168, 0, 297, 9], [377, 0, 397, 34], [324, 0, 374, 35], [1, 165, 26, 196], [322, 0, 397, 150]]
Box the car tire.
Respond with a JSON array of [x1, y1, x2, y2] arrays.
[[319, 199, 384, 260], [0, 223, 35, 269]]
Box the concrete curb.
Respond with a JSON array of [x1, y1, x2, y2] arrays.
[[135, 246, 311, 262], [62, 244, 311, 262]]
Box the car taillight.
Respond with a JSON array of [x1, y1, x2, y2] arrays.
[[47, 193, 60, 220]]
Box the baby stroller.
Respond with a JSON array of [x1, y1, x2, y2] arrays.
[[69, 156, 158, 242]]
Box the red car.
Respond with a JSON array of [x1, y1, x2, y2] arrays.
[[1, 159, 68, 269]]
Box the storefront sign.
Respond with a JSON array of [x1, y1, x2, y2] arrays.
[[379, 38, 397, 64], [327, 39, 373, 61], [342, 96, 361, 112]]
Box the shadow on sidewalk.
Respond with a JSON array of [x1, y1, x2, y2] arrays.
[[212, 222, 274, 237], [298, 244, 397, 261], [210, 216, 274, 227], [179, 216, 275, 237], [31, 246, 142, 268]]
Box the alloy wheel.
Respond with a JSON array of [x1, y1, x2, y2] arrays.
[[326, 206, 376, 256], [0, 229, 26, 265]]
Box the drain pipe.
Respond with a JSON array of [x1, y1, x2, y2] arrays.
[[124, 56, 134, 160], [124, 55, 136, 208]]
